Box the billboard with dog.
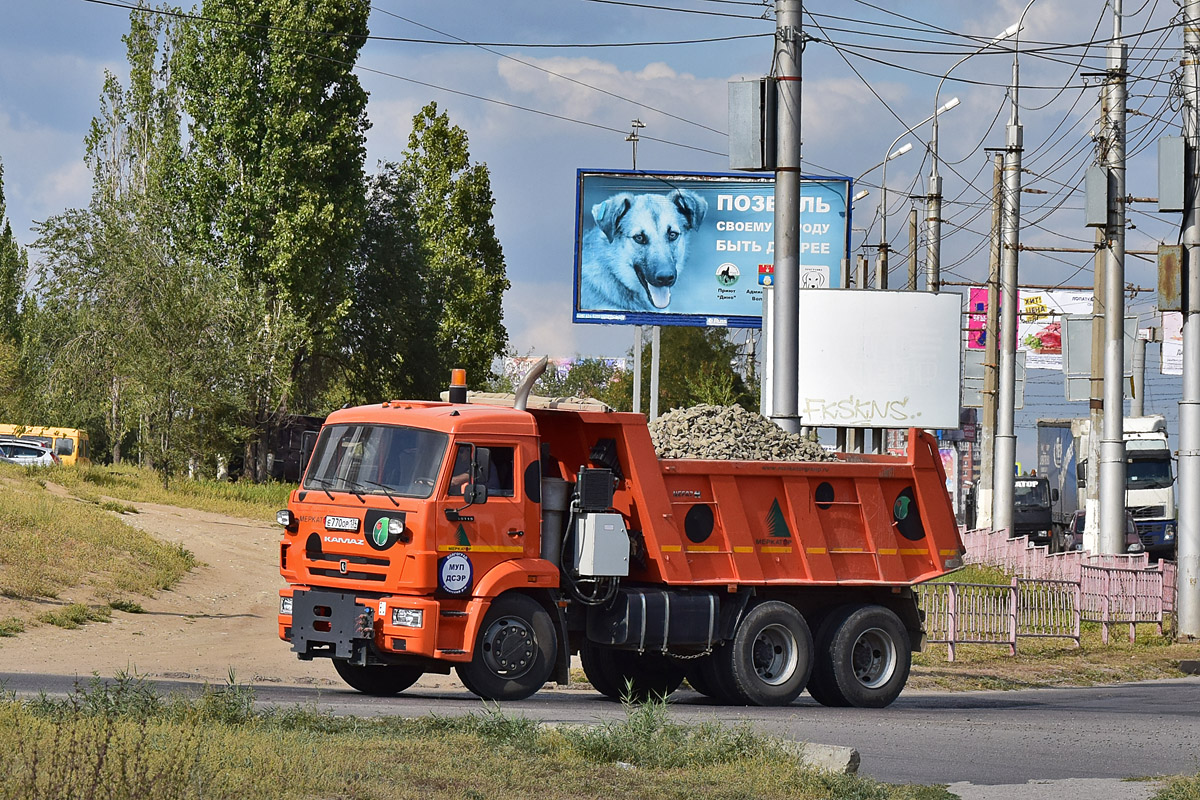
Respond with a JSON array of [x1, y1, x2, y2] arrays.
[[573, 170, 850, 328]]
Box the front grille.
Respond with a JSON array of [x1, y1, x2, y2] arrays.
[[308, 551, 389, 567], [1130, 505, 1166, 519], [310, 567, 387, 582]]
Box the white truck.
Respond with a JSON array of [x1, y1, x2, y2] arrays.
[[1039, 415, 1176, 558]]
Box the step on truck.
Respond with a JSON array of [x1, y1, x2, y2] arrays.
[[277, 363, 964, 707]]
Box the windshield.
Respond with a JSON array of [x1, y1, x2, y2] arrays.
[[303, 424, 448, 499], [1013, 479, 1049, 508], [1126, 456, 1173, 490]]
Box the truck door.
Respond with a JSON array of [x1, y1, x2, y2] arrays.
[[437, 441, 534, 597]]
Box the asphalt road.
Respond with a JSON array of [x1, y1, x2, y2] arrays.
[[2, 672, 1198, 786]]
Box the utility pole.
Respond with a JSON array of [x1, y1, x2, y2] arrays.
[[770, 0, 803, 435], [977, 153, 1004, 530], [1085, 230, 1106, 553], [1178, 0, 1200, 638], [994, 2, 1038, 533], [1099, 1, 1128, 555], [1131, 330, 1147, 417], [628, 119, 645, 415], [907, 206, 919, 291]]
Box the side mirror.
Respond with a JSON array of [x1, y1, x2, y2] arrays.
[[1051, 488, 1060, 502], [301, 431, 317, 477], [463, 447, 491, 506]]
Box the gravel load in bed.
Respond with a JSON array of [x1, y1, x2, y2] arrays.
[[648, 404, 837, 462]]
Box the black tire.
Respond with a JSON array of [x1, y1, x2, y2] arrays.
[[806, 606, 853, 707], [456, 593, 556, 701], [712, 601, 813, 706], [684, 659, 718, 697], [332, 660, 423, 696], [814, 605, 911, 709], [580, 641, 684, 702], [685, 648, 743, 703]]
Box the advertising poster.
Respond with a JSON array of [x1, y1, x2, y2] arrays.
[[966, 287, 1094, 370], [1162, 311, 1183, 375], [573, 170, 850, 328]]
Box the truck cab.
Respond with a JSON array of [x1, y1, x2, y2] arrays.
[[1011, 475, 1056, 545]]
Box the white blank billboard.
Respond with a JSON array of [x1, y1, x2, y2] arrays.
[[765, 289, 962, 429]]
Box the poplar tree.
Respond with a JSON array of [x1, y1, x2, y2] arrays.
[[178, 0, 370, 480]]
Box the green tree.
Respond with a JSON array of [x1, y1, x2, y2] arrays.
[[343, 163, 438, 402], [32, 8, 241, 481], [0, 161, 29, 420], [399, 103, 509, 386], [177, 0, 370, 479], [615, 327, 755, 413]]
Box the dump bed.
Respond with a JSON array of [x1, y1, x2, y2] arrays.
[[533, 409, 961, 587]]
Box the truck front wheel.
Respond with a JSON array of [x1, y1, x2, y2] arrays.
[[715, 601, 813, 706], [808, 605, 910, 708], [457, 593, 556, 701], [333, 660, 423, 696]]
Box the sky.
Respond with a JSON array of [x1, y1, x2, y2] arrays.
[[0, 0, 1190, 464]]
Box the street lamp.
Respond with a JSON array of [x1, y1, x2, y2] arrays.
[[878, 99, 958, 291], [927, 24, 1020, 293], [994, 0, 1039, 536]]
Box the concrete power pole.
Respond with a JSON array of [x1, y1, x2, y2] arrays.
[[770, 0, 803, 435], [1178, 0, 1200, 638], [994, 3, 1036, 533], [1131, 332, 1147, 417], [976, 153, 1005, 530], [908, 207, 919, 291], [1099, 1, 1128, 555]]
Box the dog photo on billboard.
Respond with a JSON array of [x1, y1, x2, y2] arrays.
[[580, 188, 708, 312]]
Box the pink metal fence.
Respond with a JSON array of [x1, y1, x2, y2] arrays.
[[916, 527, 1172, 660], [918, 577, 1080, 661]]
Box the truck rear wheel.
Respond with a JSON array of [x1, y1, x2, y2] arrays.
[[714, 601, 812, 706], [333, 660, 423, 696], [809, 605, 910, 708], [456, 593, 556, 702], [580, 641, 684, 701]]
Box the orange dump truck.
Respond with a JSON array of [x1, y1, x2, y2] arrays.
[[277, 371, 963, 707]]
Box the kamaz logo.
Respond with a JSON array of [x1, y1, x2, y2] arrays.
[[673, 490, 702, 498], [323, 536, 362, 546]]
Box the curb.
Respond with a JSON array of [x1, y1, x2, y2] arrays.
[[778, 740, 861, 774]]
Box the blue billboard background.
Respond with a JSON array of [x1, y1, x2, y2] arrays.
[[573, 170, 851, 328]]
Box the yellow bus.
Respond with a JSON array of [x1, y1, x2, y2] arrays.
[[0, 425, 91, 466]]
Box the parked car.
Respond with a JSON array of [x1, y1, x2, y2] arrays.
[[0, 437, 59, 467], [1055, 509, 1143, 555]]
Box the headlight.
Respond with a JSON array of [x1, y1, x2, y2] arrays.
[[1128, 542, 1144, 553], [280, 596, 293, 616], [277, 509, 294, 527], [1165, 524, 1176, 541], [391, 608, 423, 628]]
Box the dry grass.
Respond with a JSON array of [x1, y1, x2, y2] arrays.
[[0, 678, 955, 800], [0, 464, 195, 633], [42, 463, 293, 522]]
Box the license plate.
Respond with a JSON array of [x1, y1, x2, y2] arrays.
[[324, 516, 359, 532]]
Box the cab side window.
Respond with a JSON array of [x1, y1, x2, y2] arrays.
[[447, 445, 516, 497], [488, 447, 515, 497]]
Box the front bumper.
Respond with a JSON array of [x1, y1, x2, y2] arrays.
[[279, 588, 447, 661]]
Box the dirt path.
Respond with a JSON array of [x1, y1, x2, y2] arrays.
[[0, 501, 393, 688]]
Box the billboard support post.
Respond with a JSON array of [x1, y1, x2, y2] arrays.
[[770, 0, 803, 435], [632, 326, 643, 414]]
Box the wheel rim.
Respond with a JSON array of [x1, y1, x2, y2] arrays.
[[751, 623, 799, 686], [851, 627, 897, 689], [481, 615, 537, 678]]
